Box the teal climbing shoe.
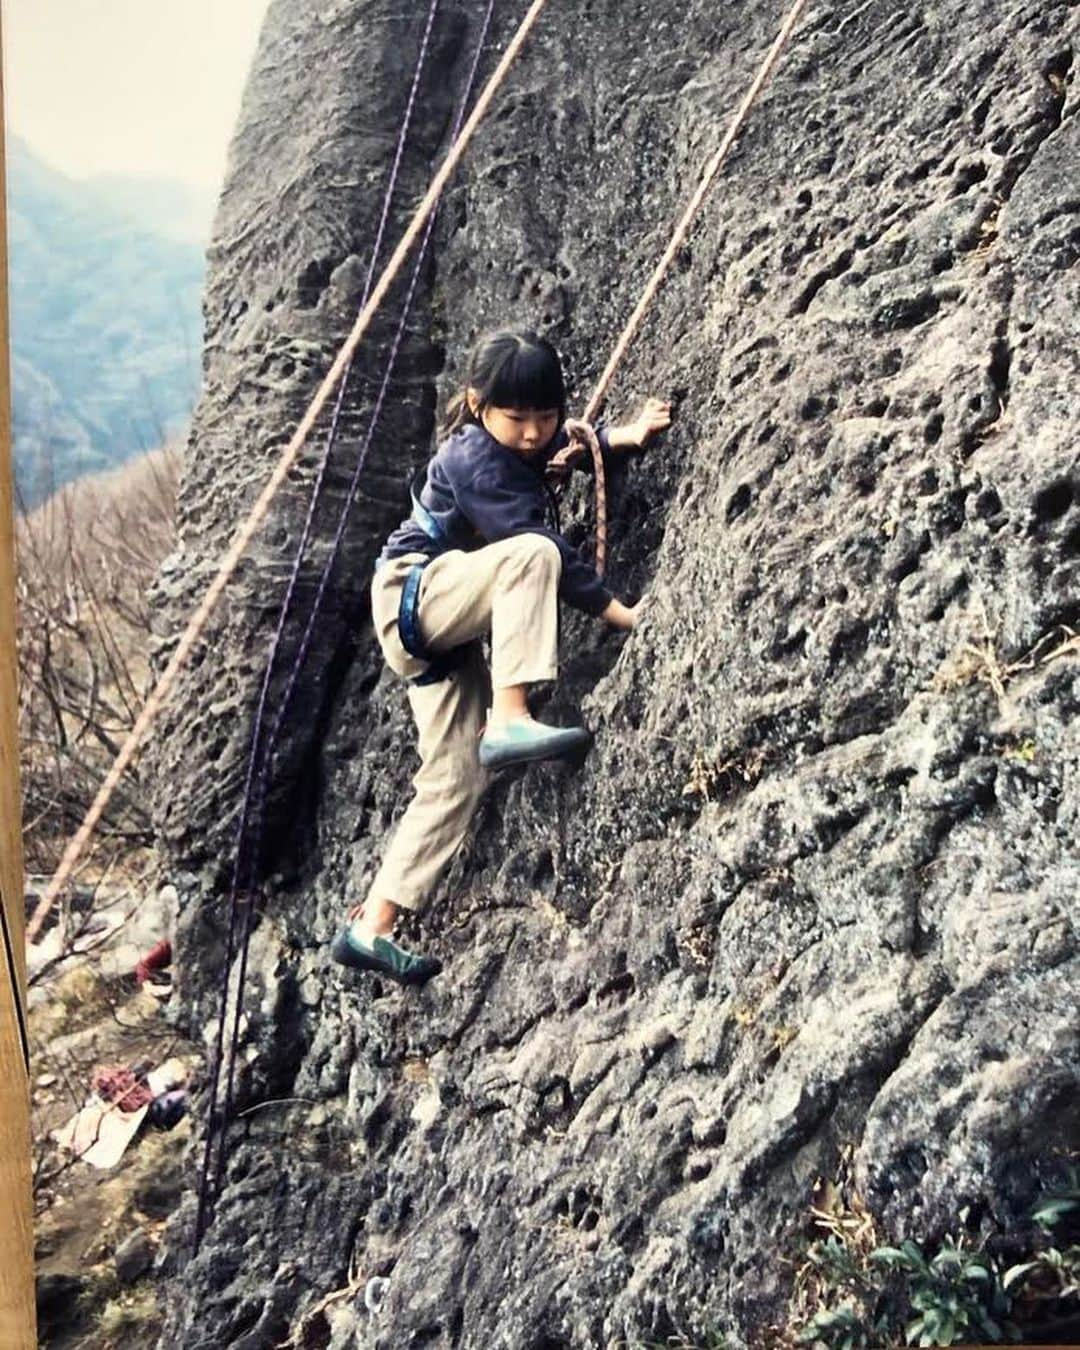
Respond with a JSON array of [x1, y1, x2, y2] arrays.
[[478, 717, 591, 770], [330, 926, 442, 987]]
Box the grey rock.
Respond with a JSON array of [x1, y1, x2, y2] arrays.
[[148, 1, 1080, 1347], [114, 1228, 155, 1284]]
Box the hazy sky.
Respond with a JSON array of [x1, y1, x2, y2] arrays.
[[1, 0, 271, 189]]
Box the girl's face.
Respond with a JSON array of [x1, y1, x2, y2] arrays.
[[467, 390, 560, 456]]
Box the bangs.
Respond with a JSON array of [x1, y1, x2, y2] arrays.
[[487, 338, 565, 412]]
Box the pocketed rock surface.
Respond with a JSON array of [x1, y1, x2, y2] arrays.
[[147, 1, 1080, 1345]]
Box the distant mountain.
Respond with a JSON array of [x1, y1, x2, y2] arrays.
[[6, 137, 207, 507], [9, 355, 97, 503], [82, 172, 218, 245]]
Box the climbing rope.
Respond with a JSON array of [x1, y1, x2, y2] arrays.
[[27, 0, 554, 946], [547, 419, 608, 572], [585, 0, 811, 422], [194, 0, 499, 1249], [553, 0, 812, 570]]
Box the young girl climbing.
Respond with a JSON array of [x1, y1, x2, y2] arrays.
[[330, 329, 671, 986]]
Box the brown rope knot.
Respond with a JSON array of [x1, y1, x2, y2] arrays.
[[545, 418, 608, 577]]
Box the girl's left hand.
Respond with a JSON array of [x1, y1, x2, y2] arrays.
[[627, 397, 673, 448]]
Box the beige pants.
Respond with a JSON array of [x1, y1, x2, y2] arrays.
[[362, 533, 562, 911]]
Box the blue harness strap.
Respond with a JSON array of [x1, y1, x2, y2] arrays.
[[410, 486, 443, 543], [386, 471, 469, 686], [398, 563, 430, 659], [397, 560, 465, 686]]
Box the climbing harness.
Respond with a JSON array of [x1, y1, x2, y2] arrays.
[[395, 559, 467, 686], [408, 469, 445, 546], [398, 563, 432, 661], [394, 476, 472, 685]]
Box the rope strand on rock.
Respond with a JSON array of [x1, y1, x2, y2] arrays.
[[547, 419, 607, 573], [559, 0, 812, 569], [583, 0, 811, 425]]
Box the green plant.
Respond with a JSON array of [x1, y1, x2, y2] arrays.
[[797, 1303, 872, 1349], [1005, 1243, 1080, 1302], [790, 1169, 1080, 1348], [1032, 1168, 1080, 1233], [1002, 1169, 1080, 1324], [795, 1233, 1017, 1348], [807, 1237, 873, 1292], [870, 1238, 1013, 1346]]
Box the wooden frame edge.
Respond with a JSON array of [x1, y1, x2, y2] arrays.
[[0, 9, 38, 1344]]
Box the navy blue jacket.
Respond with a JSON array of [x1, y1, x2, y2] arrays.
[[377, 421, 615, 615]]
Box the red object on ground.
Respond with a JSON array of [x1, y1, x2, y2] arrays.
[[90, 1066, 155, 1113], [134, 939, 172, 986]]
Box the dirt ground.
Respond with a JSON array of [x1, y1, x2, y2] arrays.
[[29, 881, 199, 1350]]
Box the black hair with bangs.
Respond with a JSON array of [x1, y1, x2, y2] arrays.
[[443, 329, 566, 436]]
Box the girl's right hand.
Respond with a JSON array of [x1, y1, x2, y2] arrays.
[[602, 597, 638, 630], [628, 597, 648, 629]]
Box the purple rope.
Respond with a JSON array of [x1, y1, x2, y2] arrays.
[[194, 0, 441, 1251], [253, 0, 497, 775], [194, 0, 498, 1251]]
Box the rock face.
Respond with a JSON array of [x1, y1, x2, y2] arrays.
[[148, 0, 1080, 1345]]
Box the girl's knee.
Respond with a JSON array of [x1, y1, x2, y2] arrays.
[[502, 533, 562, 578]]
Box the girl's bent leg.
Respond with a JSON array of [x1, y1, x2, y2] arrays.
[[414, 537, 588, 770], [413, 534, 562, 688], [362, 642, 491, 914]]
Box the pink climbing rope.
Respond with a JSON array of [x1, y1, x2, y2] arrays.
[[196, 0, 501, 1252], [193, 0, 448, 1251], [571, 0, 812, 570]]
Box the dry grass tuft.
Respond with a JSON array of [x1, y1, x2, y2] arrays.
[[682, 746, 768, 803], [934, 602, 1079, 710], [96, 1282, 159, 1341]]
